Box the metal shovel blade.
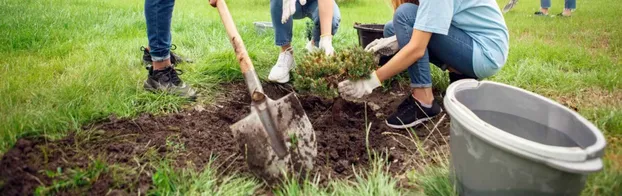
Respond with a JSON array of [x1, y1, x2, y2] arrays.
[[230, 92, 317, 183]]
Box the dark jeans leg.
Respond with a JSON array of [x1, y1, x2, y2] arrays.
[[393, 3, 476, 87], [145, 0, 175, 61]]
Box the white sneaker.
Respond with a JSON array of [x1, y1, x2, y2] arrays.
[[268, 47, 295, 83]]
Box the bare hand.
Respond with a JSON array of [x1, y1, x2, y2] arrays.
[[209, 0, 217, 7]]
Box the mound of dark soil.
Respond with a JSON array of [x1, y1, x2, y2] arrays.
[[0, 82, 449, 195]]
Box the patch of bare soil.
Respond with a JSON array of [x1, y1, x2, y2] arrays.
[[0, 82, 449, 195]]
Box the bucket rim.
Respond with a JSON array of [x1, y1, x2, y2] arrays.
[[353, 22, 385, 32], [444, 80, 606, 173], [253, 21, 274, 28]]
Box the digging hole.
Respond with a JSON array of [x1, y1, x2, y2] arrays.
[[0, 82, 450, 194]]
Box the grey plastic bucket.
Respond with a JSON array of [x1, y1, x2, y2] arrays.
[[253, 21, 273, 34], [353, 23, 384, 48], [444, 80, 606, 196]]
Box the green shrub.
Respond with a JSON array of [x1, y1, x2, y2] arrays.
[[293, 47, 377, 98]]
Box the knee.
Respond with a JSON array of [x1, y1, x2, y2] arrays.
[[393, 3, 419, 26], [384, 21, 395, 37], [331, 18, 340, 34], [312, 16, 340, 35], [332, 2, 341, 27]]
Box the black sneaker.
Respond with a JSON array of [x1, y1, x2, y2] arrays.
[[534, 11, 549, 16], [144, 66, 197, 99], [141, 46, 152, 65], [386, 95, 442, 129], [449, 72, 477, 84], [141, 44, 193, 65]]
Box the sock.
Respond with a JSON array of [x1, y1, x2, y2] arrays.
[[412, 95, 433, 108]]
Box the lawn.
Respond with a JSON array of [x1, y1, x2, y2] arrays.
[[0, 0, 620, 195]]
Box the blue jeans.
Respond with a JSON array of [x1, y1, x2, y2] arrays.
[[541, 0, 577, 9], [145, 0, 174, 61], [270, 0, 341, 46], [387, 3, 476, 88]]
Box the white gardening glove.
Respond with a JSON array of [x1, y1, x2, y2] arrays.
[[305, 40, 317, 52], [281, 0, 296, 24], [281, 0, 307, 24], [319, 35, 334, 56], [338, 71, 382, 99], [365, 35, 399, 56]]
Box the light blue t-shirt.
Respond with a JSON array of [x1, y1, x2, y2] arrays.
[[414, 0, 509, 78]]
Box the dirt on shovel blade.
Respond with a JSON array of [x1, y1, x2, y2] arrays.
[[0, 82, 450, 195]]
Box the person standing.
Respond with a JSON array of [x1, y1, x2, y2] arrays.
[[534, 0, 576, 16], [141, 0, 212, 99]]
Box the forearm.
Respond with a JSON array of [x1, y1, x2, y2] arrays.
[[376, 29, 431, 82], [317, 0, 334, 36], [376, 44, 424, 82]]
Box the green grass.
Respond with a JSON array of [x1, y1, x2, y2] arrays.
[[1, 0, 621, 195], [408, 165, 455, 196], [274, 155, 409, 196], [149, 160, 259, 196], [35, 159, 109, 195]]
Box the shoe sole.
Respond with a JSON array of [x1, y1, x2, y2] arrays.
[[143, 81, 156, 92], [385, 108, 444, 129], [268, 74, 290, 84], [385, 117, 433, 129], [143, 82, 197, 100]]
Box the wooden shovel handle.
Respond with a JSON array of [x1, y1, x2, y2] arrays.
[[215, 0, 253, 74]]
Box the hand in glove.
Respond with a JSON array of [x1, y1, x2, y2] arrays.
[[281, 0, 307, 24], [319, 35, 335, 56], [338, 71, 382, 99], [365, 35, 399, 56]]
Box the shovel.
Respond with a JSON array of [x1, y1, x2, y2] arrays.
[[214, 0, 317, 183]]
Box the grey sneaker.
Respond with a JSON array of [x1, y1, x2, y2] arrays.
[[502, 0, 519, 13], [144, 66, 196, 99]]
